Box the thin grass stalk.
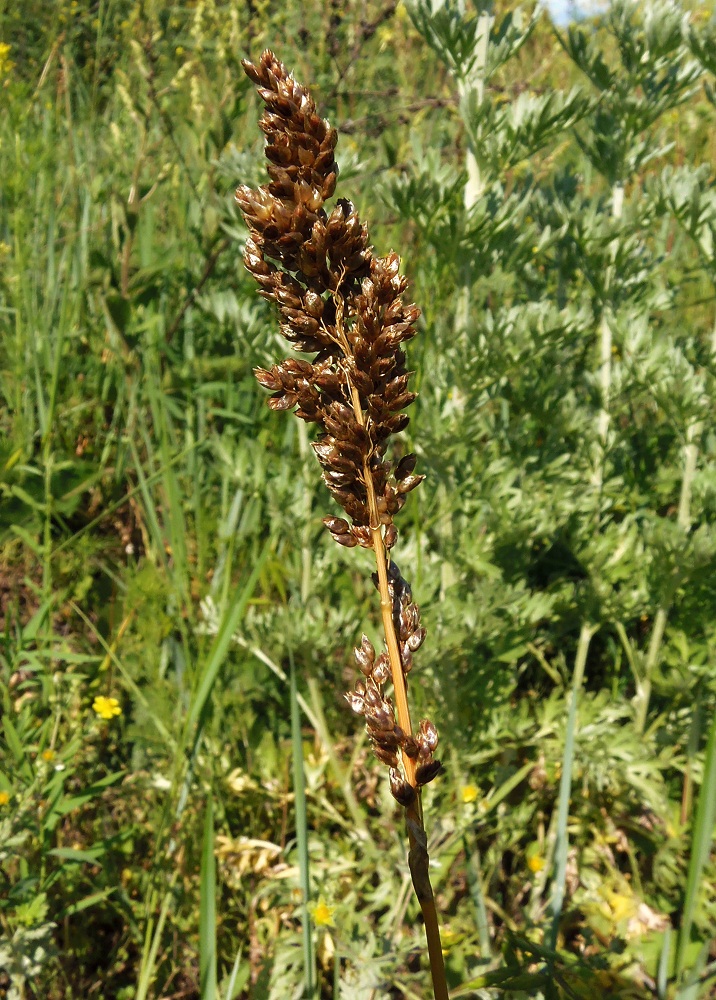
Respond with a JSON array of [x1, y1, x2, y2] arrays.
[[548, 621, 595, 954], [463, 833, 492, 960], [290, 654, 317, 999], [185, 540, 270, 733], [200, 794, 218, 1000], [136, 548, 266, 1000], [135, 884, 175, 1000], [656, 926, 671, 1000], [680, 688, 702, 826], [592, 181, 624, 498], [675, 706, 716, 983], [225, 948, 243, 1000], [307, 676, 370, 838], [236, 52, 448, 999], [461, 8, 491, 209]]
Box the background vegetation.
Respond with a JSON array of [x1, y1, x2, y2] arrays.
[[1, 1, 715, 998]]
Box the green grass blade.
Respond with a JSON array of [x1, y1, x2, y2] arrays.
[[675, 708, 716, 980], [186, 539, 270, 733], [291, 653, 316, 999], [657, 926, 670, 999], [675, 942, 710, 1000], [463, 834, 492, 960], [129, 437, 169, 570], [307, 676, 369, 837], [548, 623, 594, 952], [135, 887, 174, 1000], [200, 794, 218, 1000], [224, 947, 244, 1000]]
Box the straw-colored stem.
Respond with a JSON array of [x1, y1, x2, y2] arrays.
[[369, 518, 416, 781], [340, 348, 416, 779], [366, 485, 449, 1000], [338, 317, 448, 1000]]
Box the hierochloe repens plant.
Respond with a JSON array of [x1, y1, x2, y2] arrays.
[[236, 51, 448, 998]]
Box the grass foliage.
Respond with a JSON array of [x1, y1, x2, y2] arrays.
[[1, 1, 716, 998]]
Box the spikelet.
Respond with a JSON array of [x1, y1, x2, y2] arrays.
[[237, 50, 440, 799]]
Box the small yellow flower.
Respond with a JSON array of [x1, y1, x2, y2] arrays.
[[0, 42, 14, 77], [605, 888, 637, 923], [41, 749, 55, 763], [461, 784, 479, 804], [92, 695, 122, 720], [312, 900, 335, 927], [0, 790, 9, 805], [528, 854, 546, 874], [440, 927, 460, 955]]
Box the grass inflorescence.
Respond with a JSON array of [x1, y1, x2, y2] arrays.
[[236, 49, 447, 997]]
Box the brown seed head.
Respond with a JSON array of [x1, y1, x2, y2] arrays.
[[237, 51, 423, 542], [238, 53, 441, 797]]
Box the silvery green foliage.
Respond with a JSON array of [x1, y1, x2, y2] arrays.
[[0, 922, 56, 1000], [655, 164, 716, 265], [564, 0, 702, 181], [405, 0, 537, 84], [687, 14, 716, 105], [382, 0, 716, 987], [460, 86, 593, 178]]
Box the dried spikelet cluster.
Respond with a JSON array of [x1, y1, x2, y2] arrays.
[[346, 564, 441, 805], [236, 50, 441, 803]]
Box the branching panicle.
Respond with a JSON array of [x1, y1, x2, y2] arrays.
[[237, 52, 425, 557], [238, 50, 440, 786], [238, 48, 447, 1000]]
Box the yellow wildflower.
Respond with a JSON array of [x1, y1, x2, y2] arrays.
[[440, 927, 460, 955], [605, 887, 637, 924], [92, 695, 122, 720], [0, 42, 14, 77], [461, 784, 479, 804], [41, 749, 55, 763], [0, 790, 9, 806], [312, 900, 335, 927], [528, 854, 546, 874]]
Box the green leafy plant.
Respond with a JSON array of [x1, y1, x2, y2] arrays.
[[2, 2, 716, 997]]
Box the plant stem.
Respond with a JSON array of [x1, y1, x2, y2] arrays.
[[634, 603, 668, 735], [367, 483, 449, 998], [549, 621, 594, 953], [455, 7, 492, 338], [593, 181, 624, 498], [291, 654, 317, 999], [369, 517, 416, 779], [338, 314, 449, 1000]]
